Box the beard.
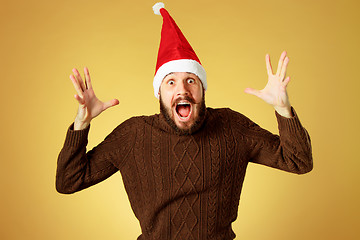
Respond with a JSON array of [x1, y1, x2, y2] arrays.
[[160, 94, 206, 135]]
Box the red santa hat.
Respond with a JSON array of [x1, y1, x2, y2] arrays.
[[152, 2, 207, 98]]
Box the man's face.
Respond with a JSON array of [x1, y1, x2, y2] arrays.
[[159, 72, 205, 133]]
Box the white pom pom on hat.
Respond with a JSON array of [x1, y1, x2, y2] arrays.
[[152, 2, 207, 98], [152, 2, 165, 15]]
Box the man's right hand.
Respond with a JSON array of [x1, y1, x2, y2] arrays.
[[70, 67, 119, 130]]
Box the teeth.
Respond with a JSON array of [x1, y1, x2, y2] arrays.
[[177, 102, 190, 106]]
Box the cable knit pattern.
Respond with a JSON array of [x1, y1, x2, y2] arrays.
[[206, 114, 221, 239], [56, 107, 313, 239]]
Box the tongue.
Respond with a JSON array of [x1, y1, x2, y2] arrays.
[[178, 105, 190, 117]]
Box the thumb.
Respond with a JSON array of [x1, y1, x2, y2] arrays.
[[244, 88, 261, 98], [103, 99, 120, 110]]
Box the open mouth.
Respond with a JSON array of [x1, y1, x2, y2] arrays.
[[175, 102, 192, 120]]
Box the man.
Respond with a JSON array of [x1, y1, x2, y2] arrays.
[[56, 3, 313, 239]]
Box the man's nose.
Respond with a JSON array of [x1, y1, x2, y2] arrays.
[[176, 81, 189, 96]]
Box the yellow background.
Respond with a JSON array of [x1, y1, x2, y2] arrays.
[[1, 0, 359, 239]]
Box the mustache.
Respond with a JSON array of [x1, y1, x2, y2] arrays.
[[172, 96, 199, 107]]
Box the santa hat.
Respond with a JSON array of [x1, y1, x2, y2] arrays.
[[152, 2, 207, 98]]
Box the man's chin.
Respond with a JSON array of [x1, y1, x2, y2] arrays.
[[168, 112, 198, 135], [174, 118, 194, 130]]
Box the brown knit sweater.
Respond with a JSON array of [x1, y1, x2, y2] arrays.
[[56, 107, 313, 240]]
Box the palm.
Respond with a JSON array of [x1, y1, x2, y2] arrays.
[[245, 51, 291, 109], [70, 67, 119, 125], [77, 87, 104, 122], [259, 73, 289, 108]]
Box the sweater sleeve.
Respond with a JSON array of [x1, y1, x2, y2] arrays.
[[229, 107, 313, 174], [56, 118, 136, 194]]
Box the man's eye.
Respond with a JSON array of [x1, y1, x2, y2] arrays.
[[168, 80, 175, 85], [187, 79, 194, 84]]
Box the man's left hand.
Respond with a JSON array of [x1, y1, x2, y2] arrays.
[[245, 51, 293, 118]]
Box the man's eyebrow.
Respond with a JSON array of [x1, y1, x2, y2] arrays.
[[164, 72, 174, 79]]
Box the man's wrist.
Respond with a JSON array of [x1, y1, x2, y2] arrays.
[[274, 106, 293, 118], [74, 120, 90, 130]]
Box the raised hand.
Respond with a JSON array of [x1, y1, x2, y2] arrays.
[[244, 51, 293, 118], [70, 67, 119, 130]]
